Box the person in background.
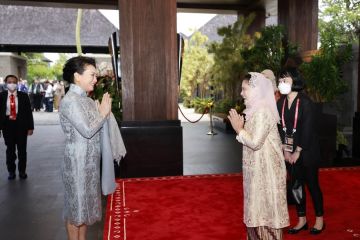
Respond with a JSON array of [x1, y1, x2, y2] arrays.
[[228, 72, 289, 239], [40, 80, 46, 111], [60, 81, 66, 96], [53, 80, 65, 111], [261, 69, 281, 101], [30, 79, 44, 111], [44, 80, 54, 112], [277, 67, 325, 235], [0, 77, 5, 92], [60, 56, 112, 240], [18, 79, 29, 93], [0, 75, 34, 180]]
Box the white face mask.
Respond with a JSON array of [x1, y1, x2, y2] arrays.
[[7, 83, 18, 92], [278, 82, 291, 95]]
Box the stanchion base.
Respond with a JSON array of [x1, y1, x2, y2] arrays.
[[207, 131, 218, 135]]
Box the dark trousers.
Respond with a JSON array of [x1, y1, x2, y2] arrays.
[[290, 159, 324, 217], [33, 94, 42, 111], [2, 118, 28, 174], [29, 93, 34, 111], [45, 97, 53, 112]]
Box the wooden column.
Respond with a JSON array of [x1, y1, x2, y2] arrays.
[[117, 0, 182, 178], [119, 0, 178, 121], [278, 0, 318, 52]]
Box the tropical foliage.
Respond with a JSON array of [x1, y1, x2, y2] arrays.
[[300, 25, 353, 102], [180, 31, 213, 107], [208, 14, 255, 102], [241, 25, 299, 77], [22, 53, 67, 83], [191, 97, 213, 113], [319, 0, 359, 43], [179, 4, 357, 111], [181, 15, 300, 113]]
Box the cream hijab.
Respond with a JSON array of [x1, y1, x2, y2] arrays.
[[243, 72, 280, 122]]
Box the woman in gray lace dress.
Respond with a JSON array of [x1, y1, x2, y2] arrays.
[[60, 56, 112, 240]]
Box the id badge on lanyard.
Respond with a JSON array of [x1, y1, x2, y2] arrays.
[[284, 134, 294, 152], [282, 98, 300, 152]]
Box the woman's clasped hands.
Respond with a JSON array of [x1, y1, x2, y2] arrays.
[[98, 92, 112, 118], [227, 108, 245, 135]]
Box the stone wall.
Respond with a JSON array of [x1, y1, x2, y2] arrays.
[[0, 53, 27, 79]]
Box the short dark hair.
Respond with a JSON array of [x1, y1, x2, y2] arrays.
[[62, 56, 96, 83], [243, 73, 252, 81], [4, 75, 19, 83], [279, 67, 304, 92]]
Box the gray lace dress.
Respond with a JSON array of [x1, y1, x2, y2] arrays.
[[59, 84, 106, 226]]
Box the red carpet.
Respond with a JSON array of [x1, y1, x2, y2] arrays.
[[104, 168, 360, 240]]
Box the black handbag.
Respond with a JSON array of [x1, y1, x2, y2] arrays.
[[290, 165, 304, 205]]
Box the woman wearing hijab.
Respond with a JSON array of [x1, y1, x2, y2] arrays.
[[277, 67, 324, 235], [228, 72, 289, 239]]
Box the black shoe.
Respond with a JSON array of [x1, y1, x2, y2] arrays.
[[288, 223, 308, 234], [8, 173, 16, 180], [310, 223, 325, 235], [19, 173, 28, 180]]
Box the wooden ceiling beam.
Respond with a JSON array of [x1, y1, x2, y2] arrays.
[[0, 0, 263, 11], [0, 44, 116, 54]]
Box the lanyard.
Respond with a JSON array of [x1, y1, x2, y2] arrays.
[[281, 98, 300, 134]]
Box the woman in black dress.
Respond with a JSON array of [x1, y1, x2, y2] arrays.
[[277, 67, 325, 235]]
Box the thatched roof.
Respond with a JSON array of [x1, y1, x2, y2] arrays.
[[0, 5, 119, 53], [196, 14, 238, 43]]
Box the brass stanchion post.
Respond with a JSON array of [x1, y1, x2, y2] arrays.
[[207, 103, 217, 136]]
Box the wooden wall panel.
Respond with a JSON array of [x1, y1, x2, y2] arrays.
[[278, 0, 318, 52], [119, 0, 178, 121]]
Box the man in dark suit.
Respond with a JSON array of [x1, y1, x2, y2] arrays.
[[30, 79, 44, 111], [0, 75, 34, 180]]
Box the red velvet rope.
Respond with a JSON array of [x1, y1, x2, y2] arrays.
[[178, 105, 209, 123]]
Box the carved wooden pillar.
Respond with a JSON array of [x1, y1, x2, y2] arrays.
[[118, 0, 182, 178], [278, 0, 318, 52], [119, 0, 178, 121]]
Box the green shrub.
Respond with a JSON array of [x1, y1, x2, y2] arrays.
[[336, 130, 348, 149], [192, 97, 213, 113], [213, 98, 245, 114], [182, 96, 194, 108], [300, 25, 352, 102], [213, 99, 235, 113]]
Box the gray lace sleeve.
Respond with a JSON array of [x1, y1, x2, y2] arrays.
[[61, 98, 106, 139]]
